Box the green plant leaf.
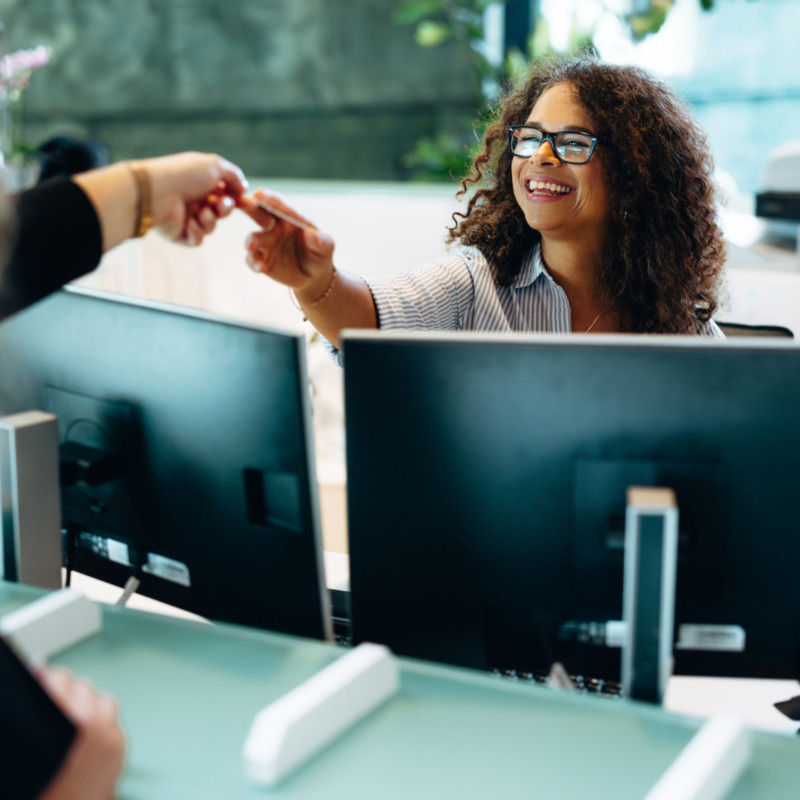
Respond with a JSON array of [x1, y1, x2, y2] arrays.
[[474, 0, 502, 11], [472, 51, 499, 81], [402, 131, 476, 182], [567, 16, 597, 53], [463, 22, 486, 42], [626, 0, 675, 41], [529, 17, 554, 60], [395, 0, 746, 181], [504, 47, 529, 83], [416, 20, 451, 47], [392, 0, 445, 26]]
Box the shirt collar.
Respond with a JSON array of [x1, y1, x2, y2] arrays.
[[511, 242, 555, 289]]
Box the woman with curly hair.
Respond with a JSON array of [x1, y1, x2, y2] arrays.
[[241, 56, 725, 344]]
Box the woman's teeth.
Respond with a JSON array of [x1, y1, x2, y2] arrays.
[[526, 179, 573, 194]]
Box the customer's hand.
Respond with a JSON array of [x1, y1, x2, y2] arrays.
[[140, 151, 248, 245], [73, 151, 248, 252], [240, 190, 336, 301], [37, 667, 125, 800]]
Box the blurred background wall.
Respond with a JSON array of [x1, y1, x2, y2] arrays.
[[0, 0, 480, 179], [4, 0, 800, 195]]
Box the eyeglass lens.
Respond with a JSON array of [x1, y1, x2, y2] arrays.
[[510, 128, 595, 163]]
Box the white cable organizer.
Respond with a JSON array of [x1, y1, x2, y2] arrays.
[[243, 642, 399, 786], [0, 588, 102, 665], [645, 714, 751, 800]]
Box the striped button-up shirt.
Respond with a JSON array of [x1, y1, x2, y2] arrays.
[[329, 244, 722, 361]]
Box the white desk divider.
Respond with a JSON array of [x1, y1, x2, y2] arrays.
[[243, 642, 399, 786], [0, 411, 62, 589], [0, 588, 102, 665], [645, 714, 750, 800]]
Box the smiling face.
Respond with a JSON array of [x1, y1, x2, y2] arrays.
[[511, 82, 611, 241]]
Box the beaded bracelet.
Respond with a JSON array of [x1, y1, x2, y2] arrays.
[[291, 266, 337, 322], [306, 266, 338, 308]]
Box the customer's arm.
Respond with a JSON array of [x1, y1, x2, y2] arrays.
[[0, 152, 246, 320], [73, 152, 246, 252]]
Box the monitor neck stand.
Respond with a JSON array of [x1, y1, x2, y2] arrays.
[[621, 486, 679, 704]]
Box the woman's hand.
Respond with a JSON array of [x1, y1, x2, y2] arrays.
[[239, 189, 376, 346], [37, 667, 125, 800], [239, 190, 336, 303]]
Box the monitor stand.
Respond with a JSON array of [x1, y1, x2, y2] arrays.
[[621, 487, 679, 703]]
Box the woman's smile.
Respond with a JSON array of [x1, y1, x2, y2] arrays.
[[522, 174, 576, 202]]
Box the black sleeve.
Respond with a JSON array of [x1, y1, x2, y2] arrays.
[[0, 639, 76, 799], [0, 177, 103, 321]]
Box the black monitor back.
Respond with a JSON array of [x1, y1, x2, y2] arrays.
[[0, 287, 330, 640], [344, 331, 800, 679]]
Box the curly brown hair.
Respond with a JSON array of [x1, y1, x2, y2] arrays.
[[448, 56, 725, 333]]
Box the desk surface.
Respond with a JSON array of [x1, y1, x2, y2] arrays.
[[2, 583, 797, 800]]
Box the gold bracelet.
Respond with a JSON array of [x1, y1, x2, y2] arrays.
[[128, 161, 155, 238], [290, 267, 337, 323], [307, 266, 337, 308]]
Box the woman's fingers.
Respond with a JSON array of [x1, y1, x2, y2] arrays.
[[246, 230, 272, 255], [244, 227, 314, 285], [245, 252, 262, 273], [302, 227, 334, 258], [239, 192, 335, 290], [237, 195, 275, 227]]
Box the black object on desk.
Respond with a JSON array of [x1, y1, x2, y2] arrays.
[[774, 694, 800, 722], [0, 637, 76, 798], [344, 332, 800, 682], [0, 288, 330, 640]]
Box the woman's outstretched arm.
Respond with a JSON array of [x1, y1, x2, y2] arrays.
[[240, 191, 377, 348]]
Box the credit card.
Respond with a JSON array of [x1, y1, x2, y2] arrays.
[[256, 200, 312, 230]]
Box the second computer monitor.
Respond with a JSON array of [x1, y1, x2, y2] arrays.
[[0, 288, 330, 640], [344, 331, 800, 679]]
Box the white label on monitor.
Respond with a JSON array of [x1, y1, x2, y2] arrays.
[[676, 624, 746, 652], [142, 553, 191, 587], [106, 538, 131, 567]]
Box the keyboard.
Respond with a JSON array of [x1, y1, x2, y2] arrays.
[[331, 590, 623, 697], [490, 668, 623, 698]]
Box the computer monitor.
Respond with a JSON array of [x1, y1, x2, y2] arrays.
[[0, 287, 331, 640], [344, 331, 800, 680]]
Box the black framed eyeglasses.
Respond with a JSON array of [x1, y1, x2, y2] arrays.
[[508, 125, 600, 164]]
